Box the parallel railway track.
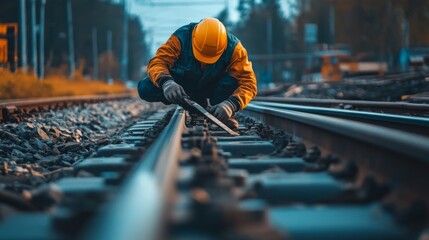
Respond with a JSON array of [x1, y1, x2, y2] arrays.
[[252, 101, 429, 136], [0, 94, 132, 122], [1, 97, 429, 239], [254, 96, 429, 116], [242, 103, 429, 203]]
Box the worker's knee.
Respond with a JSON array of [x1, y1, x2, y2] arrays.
[[137, 77, 164, 102]]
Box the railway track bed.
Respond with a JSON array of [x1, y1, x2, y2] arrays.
[[0, 98, 428, 239], [0, 96, 159, 202]]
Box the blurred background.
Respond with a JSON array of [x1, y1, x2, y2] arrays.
[[1, 0, 429, 99]]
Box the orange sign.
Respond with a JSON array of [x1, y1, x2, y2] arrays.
[[0, 39, 7, 63], [0, 23, 18, 66], [0, 23, 18, 34]]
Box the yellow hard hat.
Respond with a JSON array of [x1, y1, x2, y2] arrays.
[[192, 18, 227, 64]]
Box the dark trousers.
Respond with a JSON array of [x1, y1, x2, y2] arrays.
[[137, 73, 238, 107]]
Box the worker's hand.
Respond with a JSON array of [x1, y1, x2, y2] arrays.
[[162, 80, 187, 104], [209, 100, 236, 122]]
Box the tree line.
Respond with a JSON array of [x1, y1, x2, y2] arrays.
[[3, 0, 428, 82], [218, 0, 296, 83], [0, 0, 149, 81], [295, 0, 429, 64], [218, 0, 429, 82]]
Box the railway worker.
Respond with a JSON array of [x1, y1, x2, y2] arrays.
[[137, 17, 257, 129]]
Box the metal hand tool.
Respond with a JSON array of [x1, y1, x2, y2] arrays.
[[183, 98, 239, 136]]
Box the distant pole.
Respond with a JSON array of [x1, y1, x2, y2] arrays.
[[120, 0, 129, 82], [267, 15, 273, 83], [39, 0, 46, 79], [19, 0, 28, 72], [66, 0, 75, 79], [225, 0, 229, 22], [329, 0, 335, 45], [107, 30, 112, 84], [92, 28, 99, 80], [30, 0, 38, 77], [402, 19, 409, 49], [400, 19, 410, 71]]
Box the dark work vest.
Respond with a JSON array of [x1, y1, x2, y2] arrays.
[[170, 22, 239, 91]]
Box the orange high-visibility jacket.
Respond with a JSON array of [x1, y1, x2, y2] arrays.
[[147, 34, 257, 110]]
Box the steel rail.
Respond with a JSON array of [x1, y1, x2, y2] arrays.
[[85, 107, 185, 240], [241, 103, 429, 203], [342, 71, 424, 84], [253, 96, 429, 115], [0, 93, 133, 122], [405, 95, 429, 103], [253, 101, 429, 136]]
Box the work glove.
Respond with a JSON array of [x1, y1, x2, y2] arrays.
[[162, 80, 188, 104], [210, 100, 237, 122]]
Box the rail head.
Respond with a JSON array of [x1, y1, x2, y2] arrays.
[[84, 107, 186, 240], [253, 96, 429, 113]]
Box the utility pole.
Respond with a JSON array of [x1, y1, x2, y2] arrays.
[[120, 0, 129, 82], [267, 15, 273, 84], [400, 15, 410, 71], [19, 0, 28, 72], [106, 31, 113, 84], [30, 0, 38, 77], [92, 28, 99, 80], [225, 0, 229, 23], [402, 19, 410, 49], [39, 0, 46, 79], [329, 0, 335, 45], [66, 0, 75, 79]]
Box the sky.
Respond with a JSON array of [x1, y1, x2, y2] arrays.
[[127, 0, 292, 55]]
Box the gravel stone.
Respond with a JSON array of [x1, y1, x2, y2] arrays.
[[271, 73, 429, 101], [0, 99, 161, 193], [36, 128, 50, 141]]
